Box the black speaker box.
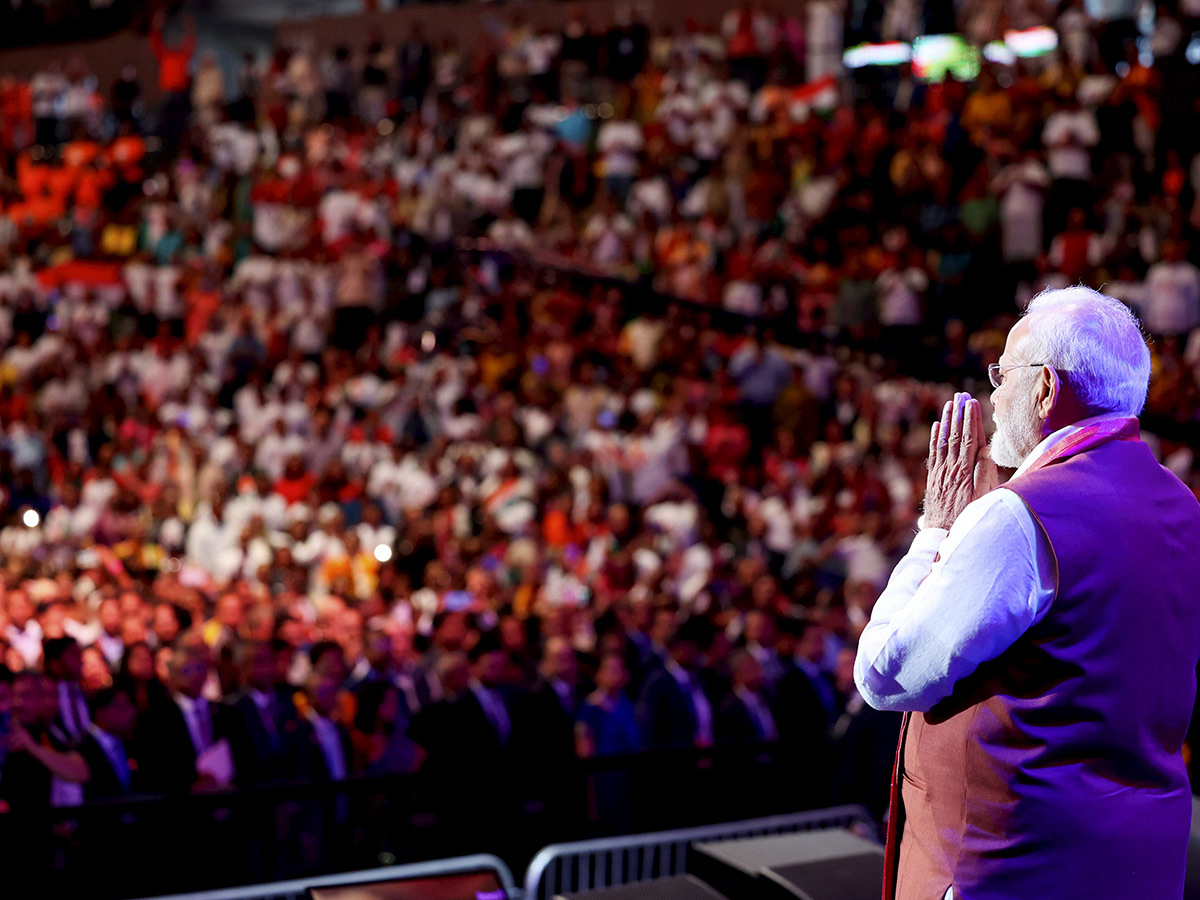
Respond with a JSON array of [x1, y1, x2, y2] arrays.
[[689, 829, 885, 900], [552, 874, 730, 900]]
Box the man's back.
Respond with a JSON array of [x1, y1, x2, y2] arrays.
[[898, 438, 1200, 900]]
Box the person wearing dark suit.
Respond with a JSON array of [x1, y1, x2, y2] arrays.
[[345, 622, 393, 694], [637, 618, 715, 750], [44, 636, 92, 745], [774, 617, 838, 743], [828, 647, 902, 829], [515, 636, 579, 765], [136, 630, 228, 794], [289, 668, 351, 782], [410, 636, 520, 845], [225, 641, 288, 787], [73, 683, 148, 891], [80, 685, 139, 801], [346, 623, 433, 717], [283, 662, 354, 872], [1, 670, 90, 812], [716, 651, 779, 744], [461, 634, 518, 760]]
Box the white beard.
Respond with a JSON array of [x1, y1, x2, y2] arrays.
[[989, 390, 1045, 469]]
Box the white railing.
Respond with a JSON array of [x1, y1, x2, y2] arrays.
[[522, 805, 877, 900]]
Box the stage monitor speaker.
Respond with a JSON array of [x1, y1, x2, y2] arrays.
[[553, 875, 730, 900], [689, 829, 884, 900]]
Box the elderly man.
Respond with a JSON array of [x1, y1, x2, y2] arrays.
[[855, 287, 1200, 900]]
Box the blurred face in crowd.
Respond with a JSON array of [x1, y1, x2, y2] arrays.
[[390, 627, 416, 668], [595, 654, 628, 695], [650, 608, 676, 646], [797, 623, 826, 664], [7, 592, 33, 629], [834, 647, 858, 697], [472, 650, 507, 688], [155, 647, 173, 683], [500, 617, 528, 655], [99, 599, 122, 636], [669, 638, 700, 671], [153, 604, 181, 646], [744, 610, 776, 648], [990, 318, 1047, 469], [96, 690, 137, 740], [121, 617, 147, 646], [242, 642, 277, 692], [50, 642, 84, 682], [307, 673, 341, 719], [313, 646, 349, 684], [126, 643, 155, 681], [119, 592, 144, 620], [275, 645, 295, 683], [435, 612, 469, 652], [216, 594, 244, 629], [14, 673, 49, 728], [542, 637, 577, 685], [364, 628, 392, 673], [731, 653, 764, 693], [376, 686, 401, 731], [170, 639, 211, 699], [438, 653, 471, 698], [40, 602, 68, 640]]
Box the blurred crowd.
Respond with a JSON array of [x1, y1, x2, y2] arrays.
[[0, 0, 1198, 834]]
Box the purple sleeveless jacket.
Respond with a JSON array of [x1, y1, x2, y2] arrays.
[[892, 436, 1200, 900]]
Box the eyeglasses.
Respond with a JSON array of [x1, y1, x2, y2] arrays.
[[987, 363, 1045, 389]]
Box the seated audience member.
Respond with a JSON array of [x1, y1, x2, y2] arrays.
[[81, 686, 139, 801]]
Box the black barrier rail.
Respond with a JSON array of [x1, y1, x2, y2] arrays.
[[7, 740, 834, 899]]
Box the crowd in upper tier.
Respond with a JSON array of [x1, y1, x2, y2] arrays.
[[0, 0, 1197, 832]]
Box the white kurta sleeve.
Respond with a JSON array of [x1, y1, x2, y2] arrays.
[[854, 488, 1054, 712]]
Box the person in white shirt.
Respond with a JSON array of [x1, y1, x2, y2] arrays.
[[991, 154, 1050, 265], [596, 118, 644, 206], [856, 287, 1200, 900], [1041, 97, 1100, 239], [5, 590, 44, 668], [1143, 239, 1200, 336]]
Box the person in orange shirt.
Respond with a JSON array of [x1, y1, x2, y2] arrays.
[[150, 11, 197, 151], [149, 12, 196, 96]]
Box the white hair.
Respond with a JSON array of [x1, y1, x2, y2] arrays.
[[1022, 286, 1151, 417]]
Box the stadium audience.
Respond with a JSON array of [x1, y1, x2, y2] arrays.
[[0, 0, 1197, 855]]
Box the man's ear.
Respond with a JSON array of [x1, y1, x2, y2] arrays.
[[1036, 365, 1060, 422]]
